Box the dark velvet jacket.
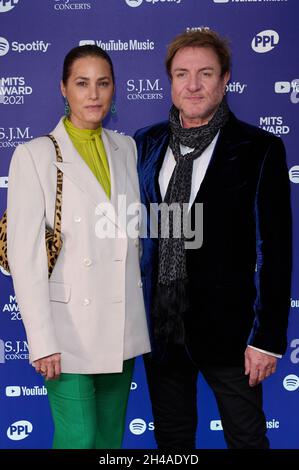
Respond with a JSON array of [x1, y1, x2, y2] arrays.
[[134, 112, 292, 366]]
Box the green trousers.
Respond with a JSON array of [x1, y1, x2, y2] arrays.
[[45, 359, 134, 449]]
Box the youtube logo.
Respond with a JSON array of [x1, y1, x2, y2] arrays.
[[0, 177, 8, 188], [210, 419, 223, 431], [6, 386, 21, 397], [275, 81, 291, 94]]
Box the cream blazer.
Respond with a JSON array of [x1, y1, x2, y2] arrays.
[[7, 118, 150, 373]]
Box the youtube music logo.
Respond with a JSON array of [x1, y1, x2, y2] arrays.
[[275, 81, 299, 94], [210, 420, 223, 431], [275, 82, 291, 93]]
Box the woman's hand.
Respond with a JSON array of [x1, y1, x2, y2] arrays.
[[32, 353, 61, 381]]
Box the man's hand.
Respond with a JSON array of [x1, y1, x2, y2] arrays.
[[244, 347, 277, 387], [32, 353, 61, 381]]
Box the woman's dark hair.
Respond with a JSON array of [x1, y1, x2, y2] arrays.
[[62, 45, 115, 85]]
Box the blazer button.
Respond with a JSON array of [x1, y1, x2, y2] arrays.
[[83, 258, 92, 267], [74, 216, 81, 223], [82, 298, 91, 306], [138, 280, 143, 288]]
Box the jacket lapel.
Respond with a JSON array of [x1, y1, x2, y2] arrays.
[[50, 118, 125, 229], [102, 129, 127, 222], [194, 113, 252, 200], [140, 128, 170, 205]]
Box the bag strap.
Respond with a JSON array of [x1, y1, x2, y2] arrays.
[[47, 134, 63, 252]]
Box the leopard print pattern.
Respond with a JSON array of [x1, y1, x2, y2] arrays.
[[0, 134, 63, 278], [47, 134, 63, 278], [0, 210, 9, 272]]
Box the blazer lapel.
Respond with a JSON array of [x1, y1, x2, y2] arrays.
[[102, 129, 126, 218], [140, 128, 170, 204], [50, 119, 123, 229], [194, 113, 252, 200]]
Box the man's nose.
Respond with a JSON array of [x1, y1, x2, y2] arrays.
[[187, 75, 202, 91]]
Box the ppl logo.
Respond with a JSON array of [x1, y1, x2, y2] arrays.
[[0, 0, 20, 13], [251, 30, 279, 53], [7, 420, 33, 441]]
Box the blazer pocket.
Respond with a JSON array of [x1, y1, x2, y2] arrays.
[[49, 281, 71, 303]]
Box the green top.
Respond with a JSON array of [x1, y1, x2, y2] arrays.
[[64, 117, 111, 198]]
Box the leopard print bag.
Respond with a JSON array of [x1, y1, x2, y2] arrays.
[[0, 134, 63, 278]]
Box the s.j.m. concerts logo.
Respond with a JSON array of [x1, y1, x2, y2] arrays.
[[54, 0, 91, 10]]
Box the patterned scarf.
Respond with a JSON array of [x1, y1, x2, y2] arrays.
[[152, 98, 230, 345]]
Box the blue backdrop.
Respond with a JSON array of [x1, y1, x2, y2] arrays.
[[0, 0, 298, 450]]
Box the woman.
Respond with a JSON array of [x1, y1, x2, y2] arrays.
[[7, 45, 150, 449]]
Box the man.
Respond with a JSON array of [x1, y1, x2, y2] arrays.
[[134, 30, 292, 450]]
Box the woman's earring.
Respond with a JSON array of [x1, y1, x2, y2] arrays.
[[110, 100, 117, 116], [64, 97, 70, 116]]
